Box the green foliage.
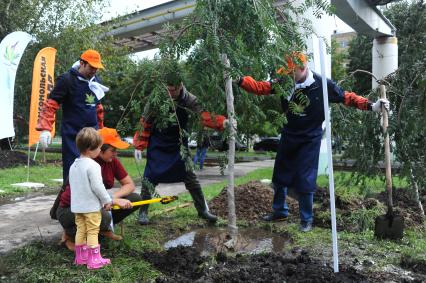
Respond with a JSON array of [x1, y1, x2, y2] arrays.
[[333, 1, 426, 197], [1, 0, 141, 140], [152, 0, 335, 141], [346, 35, 373, 95], [331, 38, 347, 83]]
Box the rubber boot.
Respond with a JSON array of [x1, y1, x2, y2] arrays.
[[138, 182, 152, 225], [138, 205, 150, 225], [74, 244, 88, 265], [189, 188, 218, 223], [87, 245, 111, 270]]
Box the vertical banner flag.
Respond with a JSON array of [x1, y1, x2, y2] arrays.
[[0, 31, 33, 139], [28, 47, 57, 146]]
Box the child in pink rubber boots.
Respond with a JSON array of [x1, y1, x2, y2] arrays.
[[70, 127, 113, 269]]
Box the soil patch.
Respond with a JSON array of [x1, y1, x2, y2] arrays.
[[143, 246, 369, 282], [0, 151, 36, 169], [209, 181, 299, 222], [401, 255, 426, 275], [209, 182, 424, 232], [313, 186, 424, 231]]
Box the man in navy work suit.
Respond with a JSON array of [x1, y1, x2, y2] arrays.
[[235, 52, 389, 232], [36, 49, 107, 181]]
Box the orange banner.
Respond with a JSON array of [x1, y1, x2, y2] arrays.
[[28, 47, 57, 147]]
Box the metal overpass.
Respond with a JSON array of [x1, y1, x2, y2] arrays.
[[103, 0, 399, 85]]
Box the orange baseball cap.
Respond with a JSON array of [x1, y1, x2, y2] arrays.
[[80, 49, 105, 69], [276, 52, 307, 75], [98, 127, 129, 149]]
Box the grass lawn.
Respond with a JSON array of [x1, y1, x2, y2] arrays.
[[0, 148, 274, 197], [1, 166, 425, 282]]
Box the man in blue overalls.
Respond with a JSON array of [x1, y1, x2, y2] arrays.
[[133, 65, 227, 225], [236, 52, 389, 232], [36, 49, 107, 181]]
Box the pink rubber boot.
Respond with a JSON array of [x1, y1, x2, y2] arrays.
[[74, 244, 88, 265], [87, 245, 111, 269]]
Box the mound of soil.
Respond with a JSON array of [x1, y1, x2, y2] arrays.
[[209, 181, 278, 221], [0, 151, 35, 169], [208, 180, 424, 232], [144, 246, 368, 282]]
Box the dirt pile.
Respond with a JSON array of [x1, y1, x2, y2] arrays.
[[209, 181, 277, 221], [314, 186, 424, 231], [0, 151, 35, 169], [145, 246, 368, 282]]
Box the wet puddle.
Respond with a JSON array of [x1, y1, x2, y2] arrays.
[[164, 227, 291, 255]]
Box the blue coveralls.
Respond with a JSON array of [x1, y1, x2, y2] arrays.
[[271, 72, 345, 225], [48, 68, 101, 181], [143, 104, 189, 185]]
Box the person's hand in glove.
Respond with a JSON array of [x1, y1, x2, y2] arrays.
[[372, 98, 390, 113], [39, 131, 52, 149], [134, 149, 142, 163]]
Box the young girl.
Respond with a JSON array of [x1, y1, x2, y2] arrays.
[[70, 127, 113, 269]]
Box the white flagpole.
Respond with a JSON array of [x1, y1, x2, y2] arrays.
[[33, 142, 39, 160], [319, 38, 339, 272]]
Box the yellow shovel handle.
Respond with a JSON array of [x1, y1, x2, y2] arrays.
[[112, 196, 178, 210]]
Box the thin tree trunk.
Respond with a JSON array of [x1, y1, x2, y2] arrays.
[[221, 53, 238, 240], [410, 167, 425, 217]]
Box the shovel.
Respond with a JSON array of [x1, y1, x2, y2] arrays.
[[374, 84, 404, 240]]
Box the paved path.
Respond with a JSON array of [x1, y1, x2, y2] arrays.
[[0, 160, 274, 254]]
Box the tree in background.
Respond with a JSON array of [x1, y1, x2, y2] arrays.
[[331, 38, 348, 83], [331, 1, 426, 212], [0, 0, 138, 143]]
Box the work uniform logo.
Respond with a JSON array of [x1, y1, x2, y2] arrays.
[[85, 93, 96, 106]]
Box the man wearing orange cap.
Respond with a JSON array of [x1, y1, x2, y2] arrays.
[[36, 49, 108, 181], [57, 127, 143, 250], [235, 52, 389, 232]]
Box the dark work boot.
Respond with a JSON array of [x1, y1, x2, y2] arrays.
[[138, 205, 150, 225], [139, 181, 153, 225], [188, 188, 218, 223]]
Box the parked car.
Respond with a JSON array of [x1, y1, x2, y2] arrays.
[[253, 136, 280, 152], [209, 134, 247, 151]]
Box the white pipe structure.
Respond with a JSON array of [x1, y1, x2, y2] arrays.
[[372, 36, 398, 88], [319, 38, 339, 273]]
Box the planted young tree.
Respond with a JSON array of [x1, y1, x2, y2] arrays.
[[126, 0, 333, 241]]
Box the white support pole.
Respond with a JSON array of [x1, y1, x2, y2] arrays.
[[33, 142, 39, 161], [372, 36, 398, 89], [319, 38, 339, 273]]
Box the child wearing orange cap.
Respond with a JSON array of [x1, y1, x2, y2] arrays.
[[235, 52, 390, 232]]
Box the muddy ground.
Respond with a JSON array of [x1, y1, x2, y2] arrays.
[[0, 150, 62, 170], [141, 244, 426, 282], [206, 181, 426, 281], [0, 150, 36, 169], [209, 181, 425, 232], [142, 246, 368, 282]]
